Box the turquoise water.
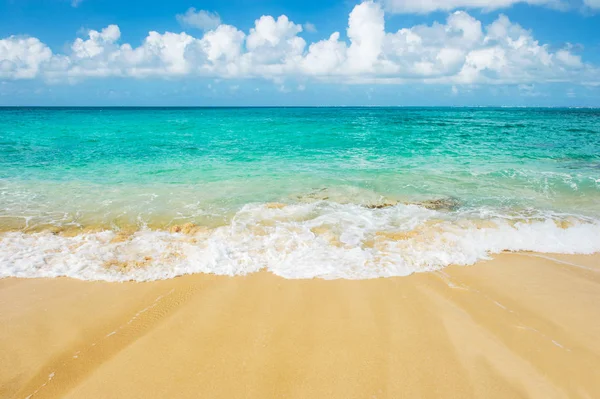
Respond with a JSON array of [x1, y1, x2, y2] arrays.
[[1, 107, 599, 280]]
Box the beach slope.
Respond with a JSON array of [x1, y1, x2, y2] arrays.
[[1, 253, 600, 399]]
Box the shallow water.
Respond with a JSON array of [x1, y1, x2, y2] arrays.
[[1, 107, 599, 280]]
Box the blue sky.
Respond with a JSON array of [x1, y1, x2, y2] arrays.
[[1, 0, 599, 106]]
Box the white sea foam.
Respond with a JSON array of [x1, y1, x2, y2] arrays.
[[1, 202, 599, 281]]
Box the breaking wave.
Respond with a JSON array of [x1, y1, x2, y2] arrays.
[[1, 201, 599, 281]]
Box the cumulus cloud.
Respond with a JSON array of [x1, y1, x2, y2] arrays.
[[0, 1, 598, 86], [176, 8, 222, 31], [242, 15, 305, 77], [382, 0, 565, 14], [71, 25, 121, 59], [0, 36, 53, 79], [63, 25, 200, 78], [346, 1, 385, 73]]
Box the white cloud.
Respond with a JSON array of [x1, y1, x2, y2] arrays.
[[176, 8, 222, 31], [301, 32, 347, 76], [555, 49, 582, 67], [382, 0, 565, 14], [195, 25, 245, 78], [246, 15, 303, 51], [64, 25, 200, 78], [197, 25, 244, 63], [242, 15, 305, 77], [71, 25, 121, 59], [346, 1, 385, 73], [583, 0, 600, 8], [0, 36, 53, 79], [71, 0, 84, 7], [0, 1, 598, 87], [304, 23, 317, 33]]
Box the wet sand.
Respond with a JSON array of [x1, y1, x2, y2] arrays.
[[1, 252, 599, 399]]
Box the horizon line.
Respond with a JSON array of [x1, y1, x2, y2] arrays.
[[1, 105, 599, 109]]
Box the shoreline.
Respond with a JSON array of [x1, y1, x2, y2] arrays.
[[2, 252, 600, 398]]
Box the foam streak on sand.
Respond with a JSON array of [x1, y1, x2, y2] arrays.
[[1, 253, 600, 399], [1, 202, 599, 281]]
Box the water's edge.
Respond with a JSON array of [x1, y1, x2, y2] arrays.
[[2, 201, 598, 282]]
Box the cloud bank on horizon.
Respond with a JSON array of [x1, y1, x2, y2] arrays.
[[383, 0, 599, 12], [1, 0, 599, 87]]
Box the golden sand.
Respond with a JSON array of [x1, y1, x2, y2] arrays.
[[265, 202, 288, 209], [168, 223, 210, 235], [1, 253, 600, 399]]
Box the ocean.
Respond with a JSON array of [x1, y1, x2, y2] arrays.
[[1, 107, 599, 281]]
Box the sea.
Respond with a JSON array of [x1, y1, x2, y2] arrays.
[[1, 107, 599, 281]]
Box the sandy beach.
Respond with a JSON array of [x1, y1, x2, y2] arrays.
[[1, 252, 599, 399]]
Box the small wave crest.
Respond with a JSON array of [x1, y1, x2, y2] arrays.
[[1, 201, 599, 281]]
